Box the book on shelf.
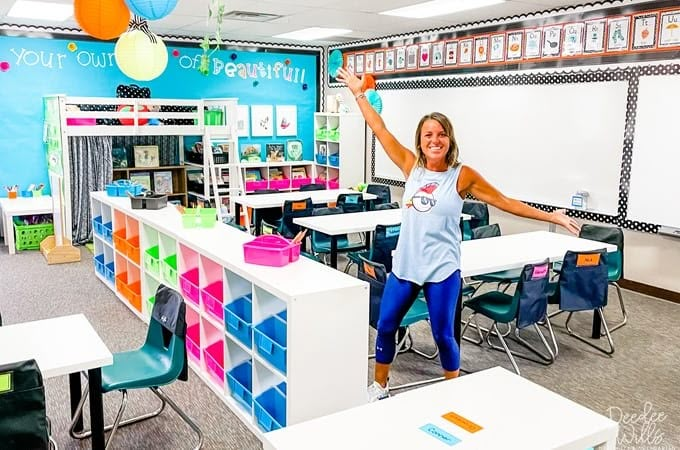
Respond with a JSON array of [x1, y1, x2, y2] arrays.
[[245, 168, 262, 181], [130, 172, 152, 191], [112, 147, 128, 168], [286, 139, 303, 161], [153, 170, 173, 194], [269, 168, 284, 180], [266, 143, 285, 162], [240, 143, 262, 162], [291, 167, 308, 179]]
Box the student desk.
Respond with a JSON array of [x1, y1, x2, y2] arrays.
[[0, 314, 113, 449], [294, 209, 472, 269], [231, 189, 377, 234], [264, 366, 618, 450], [0, 195, 53, 254]]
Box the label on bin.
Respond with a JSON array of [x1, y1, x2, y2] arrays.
[[0, 372, 12, 393]]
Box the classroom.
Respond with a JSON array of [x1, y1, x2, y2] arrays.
[[0, 0, 679, 448]]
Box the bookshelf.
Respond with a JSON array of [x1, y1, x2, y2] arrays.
[[113, 166, 187, 205]]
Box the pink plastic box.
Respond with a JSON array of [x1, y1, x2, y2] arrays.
[[243, 235, 301, 267], [66, 118, 96, 126]]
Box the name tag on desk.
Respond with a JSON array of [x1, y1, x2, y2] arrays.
[[419, 423, 461, 446]]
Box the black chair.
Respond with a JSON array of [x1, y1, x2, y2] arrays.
[[278, 198, 313, 240], [579, 224, 627, 333], [366, 184, 391, 210], [345, 223, 400, 274], [468, 224, 522, 293], [548, 249, 614, 355], [462, 260, 557, 375], [299, 183, 326, 192], [336, 193, 366, 214], [461, 200, 489, 240], [0, 359, 56, 450], [373, 202, 400, 211], [252, 189, 283, 235]]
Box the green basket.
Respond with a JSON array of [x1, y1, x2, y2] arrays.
[[144, 246, 160, 277], [13, 219, 54, 251], [181, 208, 217, 228], [204, 109, 224, 126], [162, 254, 178, 287]]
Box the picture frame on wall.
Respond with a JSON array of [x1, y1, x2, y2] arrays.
[[375, 51, 384, 72], [251, 105, 273, 137], [474, 36, 489, 64], [489, 34, 505, 62], [347, 54, 355, 73], [355, 53, 365, 73], [396, 47, 406, 70], [432, 42, 444, 66], [266, 143, 285, 162], [506, 31, 523, 60], [562, 22, 585, 56], [240, 143, 262, 162], [153, 171, 173, 194], [385, 49, 395, 71], [525, 28, 542, 59], [445, 41, 458, 65], [407, 45, 418, 69], [606, 16, 630, 52], [658, 10, 680, 48], [237, 105, 250, 137], [365, 51, 375, 73], [275, 105, 297, 136], [584, 19, 606, 53], [419, 43, 431, 68], [130, 172, 151, 191], [632, 12, 658, 50], [541, 26, 562, 57], [133, 145, 159, 168], [459, 39, 473, 64]]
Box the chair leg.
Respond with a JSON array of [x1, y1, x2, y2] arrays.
[[151, 387, 204, 450], [483, 319, 558, 370], [565, 308, 615, 356], [461, 312, 485, 345], [604, 281, 628, 334], [489, 323, 521, 375]]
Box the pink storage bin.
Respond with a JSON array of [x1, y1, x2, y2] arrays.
[[186, 324, 201, 364], [328, 178, 340, 190], [66, 118, 96, 126], [243, 235, 301, 267], [179, 268, 200, 306], [245, 180, 269, 192], [291, 177, 312, 189], [269, 179, 290, 190], [204, 340, 225, 386], [201, 281, 224, 322]]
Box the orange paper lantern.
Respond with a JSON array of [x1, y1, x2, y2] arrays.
[[362, 74, 376, 92], [75, 0, 130, 41]]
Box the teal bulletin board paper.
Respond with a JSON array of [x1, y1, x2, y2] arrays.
[[0, 36, 318, 196]]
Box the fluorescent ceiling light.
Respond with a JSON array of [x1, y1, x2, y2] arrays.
[[274, 27, 352, 41], [380, 0, 505, 19], [7, 0, 73, 21]]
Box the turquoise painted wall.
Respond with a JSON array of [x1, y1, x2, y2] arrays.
[[0, 34, 319, 196]]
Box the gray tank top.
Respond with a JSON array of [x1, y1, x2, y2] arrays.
[[392, 165, 464, 284]]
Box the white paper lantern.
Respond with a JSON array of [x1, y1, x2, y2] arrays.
[[114, 29, 168, 81]]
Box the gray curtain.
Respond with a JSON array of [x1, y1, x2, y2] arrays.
[[69, 136, 113, 245]]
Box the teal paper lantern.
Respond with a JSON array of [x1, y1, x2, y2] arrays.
[[124, 0, 178, 20], [365, 89, 383, 114], [328, 50, 343, 77]]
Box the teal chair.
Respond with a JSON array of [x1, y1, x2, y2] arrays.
[[357, 255, 440, 392], [70, 285, 203, 449], [310, 207, 365, 265], [462, 260, 557, 375], [345, 222, 401, 274]]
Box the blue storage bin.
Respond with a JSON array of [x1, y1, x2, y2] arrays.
[[315, 153, 327, 165], [103, 222, 113, 243], [105, 262, 115, 283], [105, 180, 144, 197], [276, 381, 287, 396], [253, 314, 287, 374], [92, 216, 104, 236], [328, 154, 339, 167], [94, 254, 105, 276], [227, 360, 253, 412], [254, 386, 286, 432], [224, 294, 253, 347], [276, 310, 287, 322]]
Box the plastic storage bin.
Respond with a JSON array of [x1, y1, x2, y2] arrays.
[[315, 153, 327, 165], [105, 262, 115, 283], [204, 340, 225, 386], [227, 360, 253, 411], [179, 268, 200, 306], [144, 246, 160, 277], [224, 294, 253, 347], [254, 385, 287, 432], [130, 193, 168, 210], [201, 281, 224, 322], [181, 208, 217, 229], [328, 154, 340, 167], [105, 179, 144, 197], [92, 216, 104, 236], [186, 324, 201, 364], [243, 235, 301, 267], [13, 218, 54, 251], [94, 254, 105, 277], [253, 314, 287, 374], [126, 235, 140, 265], [161, 254, 178, 287]]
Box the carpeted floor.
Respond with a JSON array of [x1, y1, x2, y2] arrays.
[[1, 246, 679, 449]]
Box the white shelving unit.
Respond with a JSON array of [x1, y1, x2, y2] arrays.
[[89, 192, 369, 441], [313, 113, 365, 189], [238, 161, 316, 193]]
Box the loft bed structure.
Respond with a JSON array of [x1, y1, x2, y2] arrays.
[[43, 95, 239, 249]]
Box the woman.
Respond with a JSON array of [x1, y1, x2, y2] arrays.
[[335, 68, 581, 402]]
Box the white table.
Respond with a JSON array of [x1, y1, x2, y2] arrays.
[[232, 189, 377, 233], [264, 366, 618, 450], [0, 195, 53, 254], [293, 209, 471, 269], [0, 314, 113, 449]]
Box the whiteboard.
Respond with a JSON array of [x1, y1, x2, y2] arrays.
[[374, 80, 628, 215], [627, 75, 680, 228]]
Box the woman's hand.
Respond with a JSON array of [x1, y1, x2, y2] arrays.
[[551, 209, 581, 235], [336, 68, 364, 97]]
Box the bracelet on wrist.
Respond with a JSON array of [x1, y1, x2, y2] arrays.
[[355, 93, 366, 100]]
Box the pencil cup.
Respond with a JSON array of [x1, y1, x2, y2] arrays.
[[7, 191, 17, 199]]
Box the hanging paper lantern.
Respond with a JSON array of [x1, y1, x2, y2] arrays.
[[361, 74, 376, 91], [328, 50, 343, 77], [115, 29, 168, 81], [365, 89, 383, 114], [75, 0, 130, 41], [124, 0, 178, 20]]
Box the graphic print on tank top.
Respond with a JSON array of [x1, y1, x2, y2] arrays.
[[405, 182, 439, 212]]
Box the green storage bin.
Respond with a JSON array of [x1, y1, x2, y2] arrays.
[[162, 254, 178, 287], [181, 208, 217, 229], [144, 246, 160, 277], [13, 218, 54, 251], [204, 109, 224, 126]]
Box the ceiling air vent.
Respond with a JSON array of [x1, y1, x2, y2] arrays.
[[223, 10, 283, 22]]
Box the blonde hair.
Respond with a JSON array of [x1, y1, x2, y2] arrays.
[[414, 112, 460, 168]]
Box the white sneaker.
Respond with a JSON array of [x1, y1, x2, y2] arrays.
[[367, 381, 389, 403]]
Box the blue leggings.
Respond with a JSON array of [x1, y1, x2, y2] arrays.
[[375, 270, 461, 371]]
